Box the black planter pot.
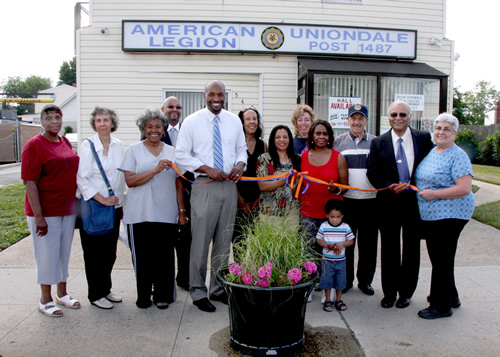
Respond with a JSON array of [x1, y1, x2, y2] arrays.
[[220, 272, 317, 356]]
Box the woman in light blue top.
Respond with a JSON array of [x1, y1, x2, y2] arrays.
[[415, 113, 475, 320]]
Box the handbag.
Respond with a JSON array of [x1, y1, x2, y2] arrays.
[[80, 138, 116, 236]]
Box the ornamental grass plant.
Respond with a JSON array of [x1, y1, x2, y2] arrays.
[[225, 207, 319, 287]]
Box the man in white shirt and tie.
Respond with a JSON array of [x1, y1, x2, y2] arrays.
[[176, 80, 247, 312]]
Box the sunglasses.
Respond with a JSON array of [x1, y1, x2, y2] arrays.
[[389, 112, 409, 118], [167, 105, 182, 110]]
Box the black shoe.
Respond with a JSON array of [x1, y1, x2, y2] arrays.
[[209, 292, 228, 305], [154, 301, 169, 310], [342, 284, 353, 294], [418, 307, 453, 319], [358, 283, 375, 296], [193, 297, 216, 312], [381, 296, 396, 308], [427, 295, 461, 308], [136, 299, 152, 309], [396, 297, 411, 309]]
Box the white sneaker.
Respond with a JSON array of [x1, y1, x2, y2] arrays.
[[106, 293, 122, 303], [307, 290, 313, 302], [321, 291, 326, 304], [92, 297, 113, 309]]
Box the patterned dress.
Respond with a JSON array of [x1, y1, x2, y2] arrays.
[[257, 153, 295, 215]]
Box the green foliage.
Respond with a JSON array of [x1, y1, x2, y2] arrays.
[[58, 57, 77, 86], [453, 87, 474, 125], [1, 75, 52, 115], [64, 126, 74, 134], [0, 183, 29, 251], [455, 129, 480, 162], [226, 207, 319, 287], [462, 81, 500, 125], [477, 132, 500, 166]]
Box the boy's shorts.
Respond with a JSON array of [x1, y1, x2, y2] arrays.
[[319, 259, 346, 291]]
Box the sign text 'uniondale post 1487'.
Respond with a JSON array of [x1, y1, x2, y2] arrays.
[[122, 21, 417, 59]]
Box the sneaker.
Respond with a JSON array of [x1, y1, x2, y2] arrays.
[[92, 297, 113, 309], [106, 293, 122, 303], [307, 290, 313, 302]]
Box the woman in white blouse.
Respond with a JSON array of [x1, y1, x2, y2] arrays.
[[77, 107, 125, 310]]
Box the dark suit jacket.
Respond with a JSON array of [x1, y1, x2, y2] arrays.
[[367, 128, 433, 202]]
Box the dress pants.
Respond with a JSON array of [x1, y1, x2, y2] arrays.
[[80, 207, 121, 302], [425, 219, 468, 311], [343, 198, 379, 287], [378, 191, 421, 299], [189, 178, 237, 301], [128, 221, 176, 305]]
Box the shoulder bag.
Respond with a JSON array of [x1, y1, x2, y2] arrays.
[[80, 138, 116, 236]]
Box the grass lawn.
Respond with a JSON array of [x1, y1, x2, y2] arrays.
[[0, 183, 29, 251], [473, 201, 500, 230], [472, 164, 500, 185]]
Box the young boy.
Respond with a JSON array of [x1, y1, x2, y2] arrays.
[[316, 199, 354, 311]]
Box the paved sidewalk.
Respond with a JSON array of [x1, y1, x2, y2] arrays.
[[0, 184, 499, 356]]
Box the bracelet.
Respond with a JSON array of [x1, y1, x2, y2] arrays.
[[335, 188, 342, 196], [179, 209, 186, 212]]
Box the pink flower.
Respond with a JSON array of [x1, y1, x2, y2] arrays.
[[258, 263, 273, 279], [260, 278, 269, 288], [242, 271, 253, 285], [288, 268, 302, 284], [304, 261, 317, 275], [229, 263, 242, 275]]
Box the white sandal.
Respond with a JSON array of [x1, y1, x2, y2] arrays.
[[55, 294, 81, 309], [38, 301, 64, 318]]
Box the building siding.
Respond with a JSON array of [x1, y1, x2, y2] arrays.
[[78, 0, 452, 147]]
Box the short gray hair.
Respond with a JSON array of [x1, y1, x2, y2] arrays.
[[136, 109, 168, 134], [90, 106, 119, 132], [388, 101, 412, 116], [434, 113, 459, 133]]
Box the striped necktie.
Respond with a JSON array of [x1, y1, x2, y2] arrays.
[[213, 115, 224, 170], [396, 138, 410, 183]]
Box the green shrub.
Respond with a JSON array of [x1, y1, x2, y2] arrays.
[[455, 129, 481, 162], [477, 131, 500, 166]]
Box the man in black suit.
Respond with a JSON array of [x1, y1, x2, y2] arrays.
[[161, 96, 192, 291], [367, 101, 433, 309]]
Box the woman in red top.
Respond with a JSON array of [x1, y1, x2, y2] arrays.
[[21, 105, 80, 318], [300, 120, 348, 300]]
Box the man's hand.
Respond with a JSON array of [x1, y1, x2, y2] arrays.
[[206, 167, 226, 181], [390, 183, 409, 194]]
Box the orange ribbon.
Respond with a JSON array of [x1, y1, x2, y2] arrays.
[[169, 163, 420, 193]]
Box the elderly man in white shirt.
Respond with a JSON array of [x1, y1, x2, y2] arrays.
[[176, 80, 247, 313]]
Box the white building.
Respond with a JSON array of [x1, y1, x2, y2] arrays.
[[77, 0, 454, 147]]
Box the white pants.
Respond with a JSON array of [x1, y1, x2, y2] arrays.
[[27, 215, 76, 285]]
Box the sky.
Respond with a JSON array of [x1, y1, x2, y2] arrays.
[[0, 0, 498, 92]]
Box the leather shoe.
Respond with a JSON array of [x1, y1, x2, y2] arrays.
[[358, 283, 375, 296], [396, 297, 411, 308], [154, 301, 169, 310], [193, 297, 216, 312], [381, 296, 396, 308], [209, 292, 228, 305], [136, 299, 152, 309], [418, 307, 453, 319], [427, 295, 461, 308]]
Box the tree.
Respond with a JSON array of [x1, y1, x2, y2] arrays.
[[462, 81, 500, 125], [452, 87, 474, 125], [58, 57, 76, 86], [1, 75, 52, 115]]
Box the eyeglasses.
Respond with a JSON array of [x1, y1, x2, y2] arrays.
[[434, 125, 454, 133], [167, 105, 182, 110], [389, 112, 409, 118]]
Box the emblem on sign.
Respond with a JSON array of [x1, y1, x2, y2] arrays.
[[261, 27, 284, 50]]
